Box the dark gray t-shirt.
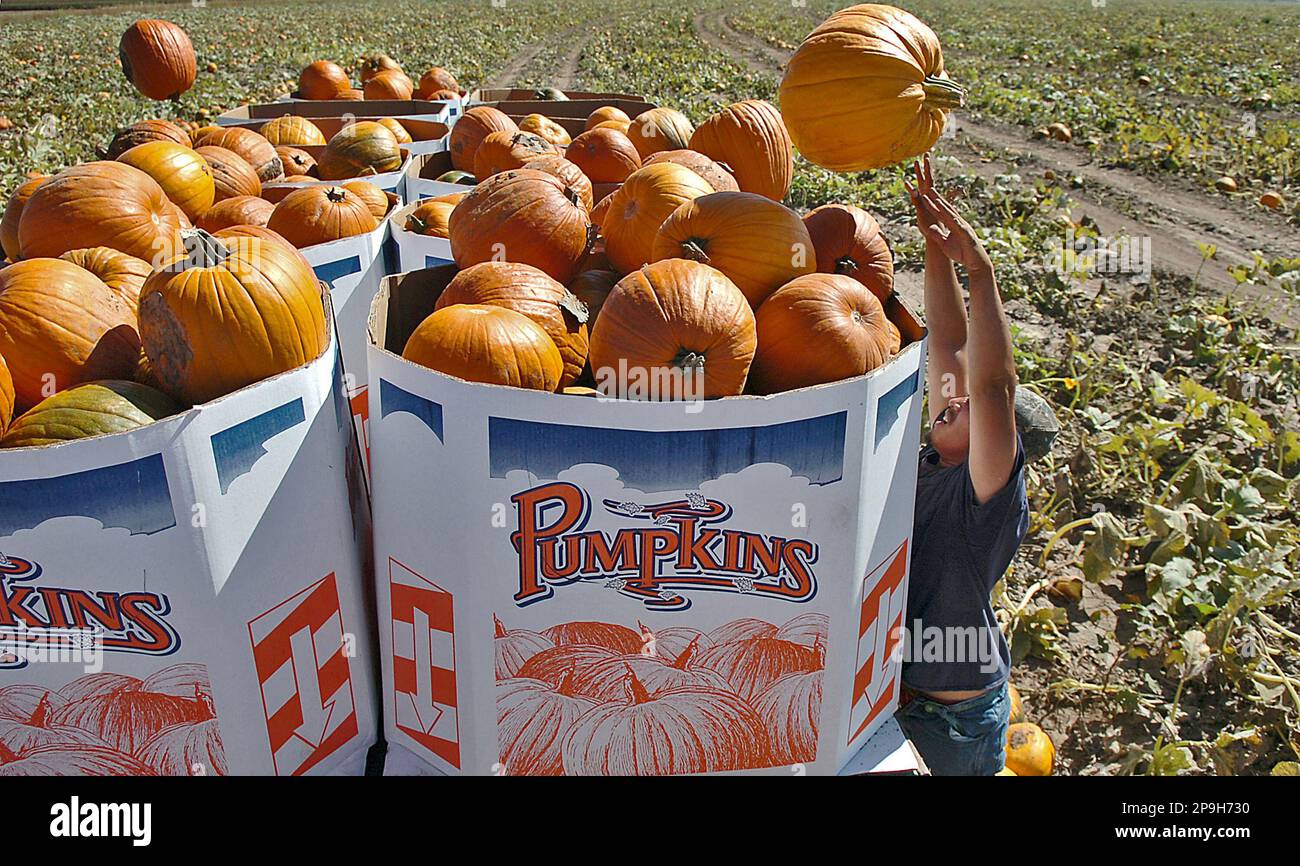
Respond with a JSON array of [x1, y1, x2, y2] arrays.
[[903, 437, 1028, 693]]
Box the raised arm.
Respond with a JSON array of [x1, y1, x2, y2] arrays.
[[911, 159, 968, 422]]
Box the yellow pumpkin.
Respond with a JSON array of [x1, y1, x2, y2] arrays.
[[626, 107, 695, 159], [259, 115, 327, 146], [1004, 723, 1055, 776], [116, 140, 215, 221], [519, 113, 573, 148], [689, 100, 793, 202], [599, 163, 714, 274]]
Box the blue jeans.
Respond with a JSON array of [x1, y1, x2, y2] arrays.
[[895, 683, 1010, 776]]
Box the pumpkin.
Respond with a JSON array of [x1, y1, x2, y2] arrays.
[[359, 53, 402, 83], [590, 192, 614, 228], [560, 666, 773, 775], [142, 663, 210, 698], [401, 304, 563, 392], [653, 191, 815, 308], [317, 121, 402, 180], [753, 665, 822, 765], [48, 687, 210, 754], [415, 67, 458, 98], [1, 380, 177, 448], [298, 60, 352, 100], [750, 273, 895, 393], [267, 185, 378, 247], [58, 246, 152, 309], [0, 743, 154, 777], [585, 105, 630, 131], [118, 19, 195, 101], [566, 128, 642, 184], [258, 115, 326, 147], [690, 99, 793, 202], [568, 636, 732, 701], [1005, 723, 1055, 776], [436, 170, 476, 185], [0, 258, 141, 410], [106, 119, 190, 159], [644, 149, 739, 193], [191, 126, 283, 183], [515, 644, 618, 687], [377, 117, 414, 145], [436, 262, 589, 387], [708, 618, 778, 644], [474, 130, 558, 179], [403, 200, 455, 238], [18, 162, 185, 262], [1259, 191, 1284, 210], [364, 69, 414, 101], [695, 635, 819, 700], [196, 145, 262, 201], [519, 113, 572, 148], [138, 229, 328, 404], [588, 259, 756, 400], [542, 621, 643, 654], [497, 673, 597, 776], [429, 190, 468, 207], [426, 89, 460, 101], [0, 695, 104, 753], [591, 181, 621, 204], [0, 354, 12, 434], [195, 195, 274, 232], [779, 5, 963, 171], [803, 203, 894, 302], [535, 87, 568, 101], [343, 180, 390, 219], [450, 106, 518, 173], [568, 269, 620, 328], [592, 119, 631, 135], [117, 140, 215, 221], [1215, 176, 1238, 194], [0, 686, 68, 722], [135, 718, 226, 776], [1, 175, 48, 262], [276, 145, 317, 178], [773, 612, 830, 648], [627, 107, 695, 159], [522, 155, 594, 211], [448, 169, 594, 284], [59, 673, 141, 702], [599, 163, 714, 273], [1008, 683, 1025, 725], [494, 615, 555, 680], [211, 224, 311, 271]]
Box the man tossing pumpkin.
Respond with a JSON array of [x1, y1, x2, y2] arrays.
[[896, 157, 1029, 776]]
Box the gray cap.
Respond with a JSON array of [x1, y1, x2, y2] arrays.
[[1015, 388, 1060, 463]]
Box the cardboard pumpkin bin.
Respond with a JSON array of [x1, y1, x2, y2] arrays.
[[365, 265, 928, 776], [0, 297, 378, 776], [389, 200, 455, 273], [217, 97, 459, 127]]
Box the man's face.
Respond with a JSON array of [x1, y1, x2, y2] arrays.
[[929, 396, 971, 464]]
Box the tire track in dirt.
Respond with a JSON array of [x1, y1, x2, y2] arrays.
[[693, 10, 1299, 325], [484, 21, 594, 90], [552, 15, 613, 90]]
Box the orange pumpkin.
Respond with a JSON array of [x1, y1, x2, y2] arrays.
[[116, 141, 215, 222], [138, 229, 327, 404], [568, 269, 620, 329], [588, 258, 756, 400], [191, 126, 283, 183], [589, 192, 614, 229], [803, 203, 894, 302], [298, 60, 352, 100], [566, 128, 642, 184], [436, 261, 589, 387], [58, 246, 152, 309], [403, 200, 455, 238], [584, 105, 630, 131], [493, 615, 554, 680], [359, 53, 402, 83], [1, 175, 48, 262], [317, 121, 402, 180], [402, 304, 563, 392], [560, 666, 773, 775], [118, 19, 195, 101], [522, 155, 594, 211], [195, 145, 261, 201], [652, 191, 815, 308], [415, 67, 459, 99], [695, 635, 818, 700], [779, 4, 963, 171], [0, 353, 13, 434], [643, 149, 739, 193], [690, 99, 793, 201], [599, 163, 714, 273], [267, 186, 378, 248], [258, 115, 326, 147], [343, 181, 391, 219], [448, 169, 593, 284], [195, 195, 274, 232], [1008, 683, 1025, 724], [497, 672, 597, 776], [19, 162, 185, 263], [211, 224, 313, 274], [364, 69, 414, 101], [542, 621, 643, 654], [450, 106, 518, 173], [426, 88, 460, 101], [591, 119, 631, 135], [474, 130, 558, 180], [750, 273, 895, 393], [1005, 723, 1055, 776], [519, 113, 572, 148], [0, 258, 141, 410], [106, 119, 190, 159], [377, 117, 414, 145], [626, 107, 695, 159], [275, 145, 317, 178], [429, 190, 468, 207]]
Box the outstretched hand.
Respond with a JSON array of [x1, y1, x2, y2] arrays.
[[905, 156, 992, 274]]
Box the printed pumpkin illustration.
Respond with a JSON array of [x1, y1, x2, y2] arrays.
[[566, 636, 731, 701], [494, 615, 554, 680], [752, 639, 825, 766], [541, 620, 643, 655], [496, 670, 597, 776], [694, 634, 820, 700]]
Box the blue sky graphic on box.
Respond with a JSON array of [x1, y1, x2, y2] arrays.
[[0, 454, 176, 538], [210, 398, 307, 494]]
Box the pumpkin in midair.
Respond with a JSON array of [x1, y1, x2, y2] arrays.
[[117, 141, 215, 221], [803, 203, 894, 302], [137, 229, 328, 404], [1, 380, 179, 448], [106, 119, 191, 159], [598, 162, 714, 274], [267, 186, 378, 248], [317, 121, 402, 180], [258, 115, 326, 147], [588, 259, 756, 400], [750, 273, 897, 393], [643, 149, 739, 193], [497, 672, 597, 776], [626, 107, 695, 159], [298, 60, 352, 100], [59, 246, 152, 310], [779, 4, 963, 170], [401, 304, 564, 392], [566, 128, 642, 184], [474, 131, 558, 180], [689, 100, 794, 202], [449, 106, 517, 173], [119, 19, 195, 101], [436, 261, 590, 388]]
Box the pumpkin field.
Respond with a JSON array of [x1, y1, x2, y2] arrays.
[[0, 0, 1296, 778]]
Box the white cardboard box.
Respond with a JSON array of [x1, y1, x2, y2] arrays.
[[403, 150, 473, 203], [217, 97, 458, 126], [364, 266, 928, 776], [0, 301, 378, 776], [388, 201, 454, 273], [263, 151, 415, 204]]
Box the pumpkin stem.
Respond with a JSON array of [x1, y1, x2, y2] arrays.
[[558, 289, 590, 325], [834, 256, 860, 275], [922, 75, 965, 110], [557, 665, 579, 697], [326, 186, 349, 204], [494, 614, 508, 638], [812, 635, 826, 668], [28, 694, 51, 728], [171, 228, 229, 272], [407, 215, 429, 234], [672, 636, 699, 670], [679, 238, 711, 264], [622, 664, 651, 706], [672, 349, 706, 372]]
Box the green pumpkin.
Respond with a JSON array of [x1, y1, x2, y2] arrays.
[[435, 170, 476, 185], [1, 381, 180, 448], [317, 121, 402, 181], [534, 87, 569, 101]]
